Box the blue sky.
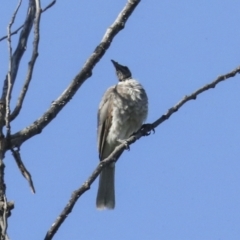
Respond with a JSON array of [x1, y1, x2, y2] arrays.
[[1, 1, 240, 239]]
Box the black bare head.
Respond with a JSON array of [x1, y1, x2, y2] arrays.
[[111, 60, 132, 81]]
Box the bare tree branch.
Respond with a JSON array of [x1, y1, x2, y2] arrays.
[[5, 0, 23, 138], [151, 65, 240, 129], [44, 146, 124, 240], [10, 0, 141, 148], [10, 0, 41, 121], [11, 148, 35, 193], [1, 196, 9, 240], [7, 0, 41, 195], [0, 0, 55, 42], [44, 65, 240, 240], [41, 0, 56, 13], [0, 2, 23, 239], [0, 25, 24, 43], [1, 0, 36, 101]]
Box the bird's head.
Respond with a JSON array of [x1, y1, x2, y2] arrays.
[[111, 60, 132, 82]]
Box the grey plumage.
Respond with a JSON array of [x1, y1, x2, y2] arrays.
[[96, 60, 148, 210]]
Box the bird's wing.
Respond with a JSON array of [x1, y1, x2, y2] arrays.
[[97, 87, 114, 160]]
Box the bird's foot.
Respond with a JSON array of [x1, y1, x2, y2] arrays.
[[117, 139, 130, 151], [140, 123, 155, 136]]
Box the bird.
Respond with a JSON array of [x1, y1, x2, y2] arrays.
[[96, 59, 148, 210]]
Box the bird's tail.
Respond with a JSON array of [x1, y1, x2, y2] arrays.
[[96, 164, 115, 210]]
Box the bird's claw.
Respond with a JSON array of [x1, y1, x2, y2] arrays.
[[117, 139, 130, 151], [140, 124, 155, 136]]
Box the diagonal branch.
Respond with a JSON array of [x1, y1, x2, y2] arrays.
[[11, 148, 35, 193], [10, 0, 141, 149], [151, 65, 240, 129], [44, 147, 124, 240], [10, 0, 42, 121], [44, 65, 240, 240]]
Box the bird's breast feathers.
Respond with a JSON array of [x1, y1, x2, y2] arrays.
[[106, 78, 148, 143]]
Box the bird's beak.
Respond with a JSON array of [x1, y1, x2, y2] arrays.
[[111, 59, 119, 68], [110, 59, 131, 81], [111, 60, 125, 72]]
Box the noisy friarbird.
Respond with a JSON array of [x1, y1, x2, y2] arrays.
[[96, 60, 148, 209]]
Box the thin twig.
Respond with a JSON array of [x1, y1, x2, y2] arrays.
[[1, 0, 36, 101], [5, 0, 22, 139], [11, 148, 35, 193], [41, 0, 56, 13], [0, 0, 56, 42], [10, 0, 141, 148], [0, 25, 24, 42], [10, 0, 42, 121], [0, 0, 55, 42], [151, 66, 240, 129], [44, 64, 240, 240]]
